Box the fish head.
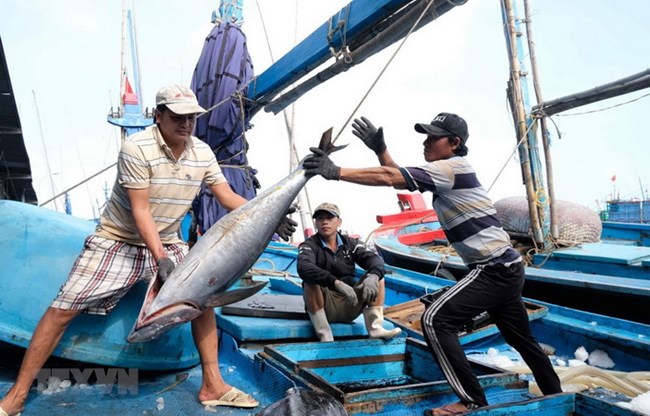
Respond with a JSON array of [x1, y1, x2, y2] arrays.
[[127, 255, 269, 343], [127, 272, 203, 343]]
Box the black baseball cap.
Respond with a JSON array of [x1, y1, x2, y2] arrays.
[[414, 112, 469, 143]]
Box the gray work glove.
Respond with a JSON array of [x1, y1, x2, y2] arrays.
[[156, 257, 175, 283], [303, 148, 341, 180], [356, 273, 380, 304], [334, 280, 358, 308], [352, 117, 386, 155], [276, 206, 298, 241]]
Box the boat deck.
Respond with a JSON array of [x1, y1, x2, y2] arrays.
[[1, 333, 638, 415], [0, 335, 294, 416], [1, 245, 647, 415], [532, 242, 650, 279]]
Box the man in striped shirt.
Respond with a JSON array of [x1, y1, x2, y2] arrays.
[[0, 85, 295, 415], [303, 113, 561, 415]]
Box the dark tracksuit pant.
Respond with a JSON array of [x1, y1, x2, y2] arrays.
[[421, 260, 562, 408]]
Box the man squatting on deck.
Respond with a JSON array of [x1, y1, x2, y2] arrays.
[[0, 85, 297, 416], [303, 113, 562, 415], [297, 202, 402, 342]]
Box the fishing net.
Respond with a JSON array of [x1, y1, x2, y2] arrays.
[[495, 196, 602, 244]]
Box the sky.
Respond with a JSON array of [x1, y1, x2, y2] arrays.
[[2, 0, 649, 242]]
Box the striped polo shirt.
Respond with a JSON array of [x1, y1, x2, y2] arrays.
[[400, 156, 518, 266], [95, 125, 226, 245]]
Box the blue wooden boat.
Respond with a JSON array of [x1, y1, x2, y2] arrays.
[[371, 193, 650, 325], [1, 234, 648, 414], [601, 221, 650, 247], [601, 199, 650, 225]]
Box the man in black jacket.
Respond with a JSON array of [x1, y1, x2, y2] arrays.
[[297, 202, 401, 342]]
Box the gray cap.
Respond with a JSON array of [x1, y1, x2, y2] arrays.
[[312, 202, 340, 218]]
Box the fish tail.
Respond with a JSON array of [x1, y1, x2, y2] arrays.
[[317, 127, 347, 155]]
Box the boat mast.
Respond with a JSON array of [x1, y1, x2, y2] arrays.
[[119, 3, 126, 122], [285, 1, 314, 238], [107, 0, 154, 140], [500, 1, 650, 242], [32, 90, 60, 212], [500, 0, 551, 248], [522, 0, 558, 240]]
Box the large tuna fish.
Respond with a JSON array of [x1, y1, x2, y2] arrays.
[[128, 129, 343, 342]]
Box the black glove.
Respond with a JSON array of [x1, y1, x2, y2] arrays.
[[303, 148, 341, 180], [352, 117, 386, 155], [156, 257, 176, 283], [334, 280, 358, 308], [276, 206, 298, 241], [356, 273, 380, 304]]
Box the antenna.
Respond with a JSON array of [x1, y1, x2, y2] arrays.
[[639, 177, 646, 201]]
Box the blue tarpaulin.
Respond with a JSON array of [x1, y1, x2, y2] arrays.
[[190, 21, 257, 234]]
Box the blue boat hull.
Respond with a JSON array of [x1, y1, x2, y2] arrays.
[[372, 219, 650, 324], [0, 200, 198, 370], [601, 221, 650, 247]]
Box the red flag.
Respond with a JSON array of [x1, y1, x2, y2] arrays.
[[124, 76, 134, 94], [122, 76, 138, 105], [611, 174, 617, 182]]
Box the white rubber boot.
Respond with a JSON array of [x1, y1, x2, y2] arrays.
[[308, 309, 334, 342], [363, 306, 402, 339]]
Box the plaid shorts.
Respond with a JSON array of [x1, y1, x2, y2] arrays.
[[51, 235, 188, 315]]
